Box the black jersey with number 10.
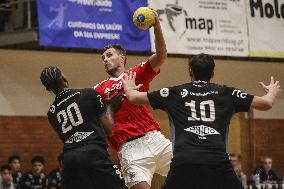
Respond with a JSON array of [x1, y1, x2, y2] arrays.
[[47, 88, 107, 152], [147, 81, 254, 164]]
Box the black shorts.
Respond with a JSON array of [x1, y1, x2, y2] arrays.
[[62, 145, 127, 189], [163, 161, 243, 189]]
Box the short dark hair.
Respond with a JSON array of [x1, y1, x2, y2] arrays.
[[40, 66, 62, 93], [102, 44, 127, 65], [1, 164, 11, 172], [189, 53, 215, 81], [31, 156, 45, 165], [8, 155, 20, 164]]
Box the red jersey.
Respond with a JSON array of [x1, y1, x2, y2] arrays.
[[94, 60, 161, 151]]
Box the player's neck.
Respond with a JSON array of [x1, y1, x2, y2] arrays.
[[55, 88, 69, 96], [109, 68, 125, 78]]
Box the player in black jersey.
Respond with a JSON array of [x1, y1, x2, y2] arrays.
[[122, 54, 281, 189], [40, 66, 127, 189]]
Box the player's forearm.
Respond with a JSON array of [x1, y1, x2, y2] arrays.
[[125, 89, 149, 105], [153, 20, 167, 63], [252, 90, 277, 111], [102, 106, 114, 135]]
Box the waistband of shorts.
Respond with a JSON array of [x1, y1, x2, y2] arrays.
[[124, 134, 145, 144]]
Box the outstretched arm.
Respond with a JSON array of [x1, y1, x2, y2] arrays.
[[149, 13, 167, 72], [122, 72, 149, 105], [251, 76, 281, 111]]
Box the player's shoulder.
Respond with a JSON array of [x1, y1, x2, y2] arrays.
[[208, 82, 227, 90], [128, 59, 150, 71], [93, 78, 110, 90], [154, 83, 189, 98]]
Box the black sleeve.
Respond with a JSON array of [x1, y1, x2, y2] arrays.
[[20, 174, 31, 189], [89, 89, 106, 117], [271, 170, 283, 181], [147, 87, 171, 110], [226, 87, 254, 112]]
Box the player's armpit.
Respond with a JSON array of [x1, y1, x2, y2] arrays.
[[100, 113, 113, 136]]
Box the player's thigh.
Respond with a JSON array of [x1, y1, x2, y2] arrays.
[[155, 138, 172, 176], [162, 163, 198, 189], [118, 140, 156, 187], [201, 162, 243, 189], [93, 163, 127, 189], [62, 157, 92, 189]]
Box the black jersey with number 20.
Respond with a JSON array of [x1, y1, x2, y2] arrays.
[[147, 81, 254, 164], [47, 88, 107, 152]]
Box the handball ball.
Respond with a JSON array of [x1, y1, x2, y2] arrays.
[[133, 7, 156, 30]]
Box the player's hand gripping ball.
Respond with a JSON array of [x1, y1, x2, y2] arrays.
[[133, 7, 156, 30]]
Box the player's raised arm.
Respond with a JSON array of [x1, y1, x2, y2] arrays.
[[122, 72, 149, 105], [251, 76, 281, 111], [149, 14, 167, 72]]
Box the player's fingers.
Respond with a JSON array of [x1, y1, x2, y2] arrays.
[[259, 82, 266, 88], [136, 84, 143, 90], [274, 81, 279, 86], [270, 76, 274, 84], [133, 72, 137, 81]]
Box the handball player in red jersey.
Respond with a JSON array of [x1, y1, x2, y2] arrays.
[[94, 14, 172, 189]]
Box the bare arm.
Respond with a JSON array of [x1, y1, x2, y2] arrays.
[[251, 76, 281, 111], [149, 14, 167, 72], [100, 92, 123, 135], [122, 72, 150, 105], [100, 106, 114, 135]]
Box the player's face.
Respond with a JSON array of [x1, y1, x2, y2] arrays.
[[1, 170, 13, 183], [10, 159, 20, 172], [32, 162, 44, 175], [263, 158, 272, 171], [101, 48, 124, 75], [230, 156, 239, 167]]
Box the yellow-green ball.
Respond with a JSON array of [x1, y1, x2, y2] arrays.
[[133, 7, 156, 30]]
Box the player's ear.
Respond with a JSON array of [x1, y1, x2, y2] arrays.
[[120, 54, 126, 65], [210, 71, 214, 81], [62, 74, 69, 87]]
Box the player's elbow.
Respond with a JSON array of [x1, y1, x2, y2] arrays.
[[252, 98, 273, 111], [157, 51, 167, 63], [262, 101, 273, 110]]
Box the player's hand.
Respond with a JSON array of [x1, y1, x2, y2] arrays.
[[122, 71, 143, 92], [150, 8, 160, 28], [105, 92, 123, 112], [259, 76, 281, 94]]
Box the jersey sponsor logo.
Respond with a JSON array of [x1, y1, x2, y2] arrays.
[[103, 81, 123, 95], [57, 92, 81, 106], [232, 89, 247, 99], [65, 131, 94, 143], [184, 125, 220, 139], [188, 91, 218, 96], [160, 88, 169, 98], [49, 105, 56, 114], [181, 89, 188, 98]]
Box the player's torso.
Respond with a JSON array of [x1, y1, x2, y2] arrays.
[[96, 73, 156, 124], [48, 89, 106, 150], [168, 82, 234, 162], [95, 72, 160, 150]]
